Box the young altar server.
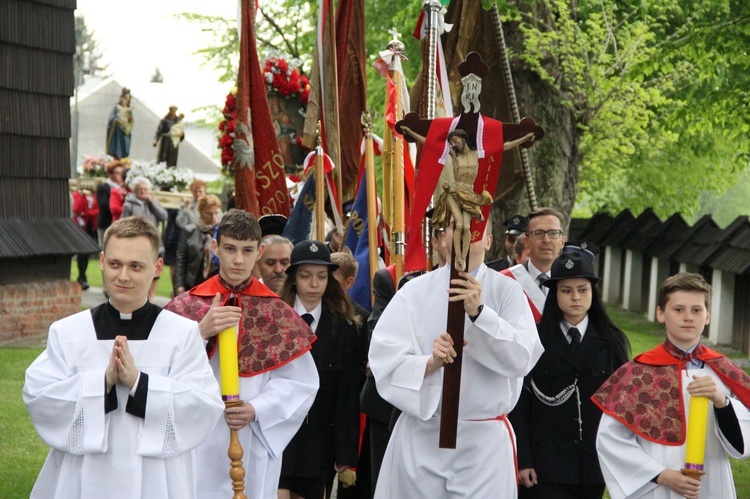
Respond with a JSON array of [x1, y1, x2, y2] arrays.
[[165, 209, 319, 499], [369, 218, 543, 498], [593, 272, 750, 499], [510, 252, 630, 499], [24, 216, 224, 499]]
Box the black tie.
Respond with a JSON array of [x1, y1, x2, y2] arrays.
[[302, 313, 314, 326], [537, 273, 549, 290], [568, 327, 581, 353]]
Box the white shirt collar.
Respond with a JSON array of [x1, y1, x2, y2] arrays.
[[294, 297, 322, 332], [527, 260, 549, 282], [560, 315, 589, 341]]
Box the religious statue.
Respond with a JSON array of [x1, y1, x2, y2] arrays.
[[153, 105, 185, 167], [400, 125, 535, 271], [106, 87, 133, 159], [399, 52, 543, 273]]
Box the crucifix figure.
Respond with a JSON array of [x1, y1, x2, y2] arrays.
[[397, 52, 544, 449]]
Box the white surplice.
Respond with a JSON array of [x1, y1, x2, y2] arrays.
[[369, 264, 543, 498], [597, 367, 750, 499], [23, 309, 224, 499], [196, 351, 319, 499]]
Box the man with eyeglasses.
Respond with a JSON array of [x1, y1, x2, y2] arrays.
[[502, 207, 566, 322], [487, 215, 527, 271]]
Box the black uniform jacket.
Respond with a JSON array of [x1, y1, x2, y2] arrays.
[[281, 306, 361, 477], [360, 269, 396, 424], [509, 322, 621, 486]]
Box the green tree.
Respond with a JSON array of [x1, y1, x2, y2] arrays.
[[497, 0, 750, 220], [74, 16, 106, 83]]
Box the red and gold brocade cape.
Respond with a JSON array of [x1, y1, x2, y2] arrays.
[[165, 275, 316, 376], [591, 342, 750, 445]]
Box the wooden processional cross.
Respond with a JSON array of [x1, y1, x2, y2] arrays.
[[396, 52, 544, 449]]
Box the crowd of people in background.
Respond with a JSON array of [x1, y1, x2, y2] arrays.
[[53, 185, 750, 499]]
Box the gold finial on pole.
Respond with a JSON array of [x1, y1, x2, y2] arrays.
[[362, 109, 379, 305], [361, 109, 374, 136]]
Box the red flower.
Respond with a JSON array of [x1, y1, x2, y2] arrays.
[[220, 134, 233, 147]]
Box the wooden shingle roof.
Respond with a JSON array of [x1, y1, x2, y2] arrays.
[[707, 217, 750, 275], [618, 208, 663, 253], [600, 210, 636, 246], [573, 212, 615, 246], [0, 218, 99, 258], [645, 213, 692, 260], [672, 216, 745, 267]]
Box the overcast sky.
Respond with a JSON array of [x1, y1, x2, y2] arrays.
[[75, 0, 237, 112]]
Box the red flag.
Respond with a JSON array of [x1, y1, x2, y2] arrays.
[[234, 0, 291, 217], [335, 0, 367, 195]]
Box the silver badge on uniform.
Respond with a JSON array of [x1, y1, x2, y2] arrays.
[[565, 258, 574, 269], [310, 243, 319, 252]]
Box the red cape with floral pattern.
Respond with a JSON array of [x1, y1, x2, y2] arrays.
[[164, 275, 316, 376], [591, 342, 750, 445]]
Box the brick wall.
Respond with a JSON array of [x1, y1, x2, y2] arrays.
[[0, 280, 81, 346]]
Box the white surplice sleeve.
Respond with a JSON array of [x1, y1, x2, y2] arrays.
[[248, 351, 319, 460], [463, 272, 542, 377], [23, 314, 111, 455], [596, 414, 663, 499], [136, 316, 224, 459], [369, 289, 443, 421]]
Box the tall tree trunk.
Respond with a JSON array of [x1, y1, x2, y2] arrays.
[[491, 3, 581, 258]]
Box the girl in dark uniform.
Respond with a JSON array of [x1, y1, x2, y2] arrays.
[[278, 241, 361, 499], [510, 251, 630, 499]]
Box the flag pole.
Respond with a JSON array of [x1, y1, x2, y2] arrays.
[[315, 121, 326, 242], [421, 0, 442, 269], [362, 109, 379, 305], [392, 68, 405, 283]]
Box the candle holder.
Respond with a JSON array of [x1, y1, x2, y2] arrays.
[[681, 467, 705, 481], [225, 399, 247, 499]]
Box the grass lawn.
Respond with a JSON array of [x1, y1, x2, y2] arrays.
[[1, 307, 748, 496], [70, 257, 175, 298], [0, 349, 48, 498]]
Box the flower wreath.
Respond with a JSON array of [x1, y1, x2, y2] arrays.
[[264, 57, 310, 103], [218, 58, 310, 178]]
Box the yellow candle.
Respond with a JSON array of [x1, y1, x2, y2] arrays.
[[217, 295, 240, 401], [218, 324, 239, 399], [684, 395, 709, 468]]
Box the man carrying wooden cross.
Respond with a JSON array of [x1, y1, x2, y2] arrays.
[[368, 52, 544, 498]]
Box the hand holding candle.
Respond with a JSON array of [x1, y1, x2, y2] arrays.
[[682, 374, 728, 479]]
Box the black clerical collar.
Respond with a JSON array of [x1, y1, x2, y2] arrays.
[[91, 301, 162, 340], [104, 300, 151, 320], [218, 275, 254, 293]]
